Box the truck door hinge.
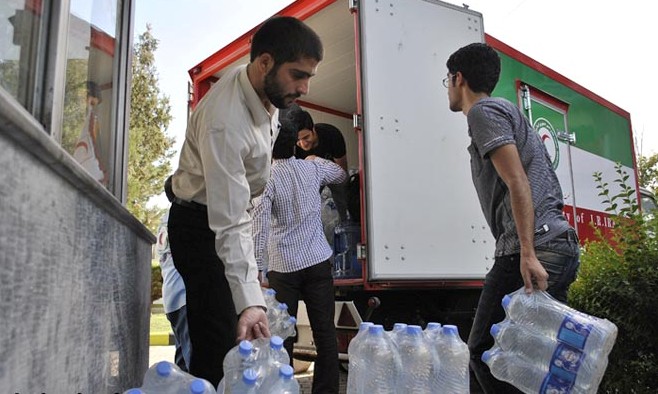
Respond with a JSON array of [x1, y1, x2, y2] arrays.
[[557, 130, 576, 144], [357, 243, 367, 260], [353, 113, 363, 130], [521, 85, 531, 111], [349, 0, 359, 11]]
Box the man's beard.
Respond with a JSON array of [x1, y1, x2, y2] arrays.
[[264, 67, 299, 109]]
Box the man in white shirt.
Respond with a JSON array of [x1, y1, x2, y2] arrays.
[[167, 17, 323, 386], [252, 122, 346, 394]]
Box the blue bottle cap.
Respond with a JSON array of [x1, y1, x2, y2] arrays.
[[279, 364, 294, 379], [156, 361, 172, 377], [278, 303, 288, 310], [407, 325, 422, 335], [369, 324, 384, 335], [481, 350, 492, 363], [242, 368, 258, 385], [360, 322, 374, 331], [426, 322, 441, 331], [265, 288, 276, 296], [393, 323, 407, 331], [270, 335, 284, 349], [190, 379, 207, 394], [443, 325, 458, 336], [490, 323, 500, 337], [502, 294, 512, 309], [126, 389, 143, 394], [238, 340, 253, 356]]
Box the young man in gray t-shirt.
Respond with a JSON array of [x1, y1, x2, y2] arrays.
[[444, 43, 580, 393]]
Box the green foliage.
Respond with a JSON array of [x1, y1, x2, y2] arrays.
[[637, 153, 658, 193], [569, 163, 658, 393], [127, 25, 175, 233]]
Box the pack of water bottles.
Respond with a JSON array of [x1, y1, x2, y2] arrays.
[[218, 336, 299, 394], [123, 361, 216, 394], [347, 321, 470, 394], [262, 288, 297, 340], [483, 287, 618, 393]]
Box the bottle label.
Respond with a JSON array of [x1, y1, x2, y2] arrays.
[[549, 343, 584, 382], [540, 372, 575, 393], [557, 313, 592, 350]]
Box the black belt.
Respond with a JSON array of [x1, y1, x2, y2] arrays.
[[556, 228, 578, 242], [173, 197, 207, 212]]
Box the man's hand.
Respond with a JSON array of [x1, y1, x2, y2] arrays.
[[236, 306, 270, 342], [520, 252, 548, 293]]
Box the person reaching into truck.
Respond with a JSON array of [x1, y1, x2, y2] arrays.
[[166, 16, 323, 387], [444, 42, 580, 393], [252, 120, 346, 394], [290, 108, 351, 223]]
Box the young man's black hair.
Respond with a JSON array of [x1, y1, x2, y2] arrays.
[[272, 120, 298, 159], [446, 42, 500, 95], [250, 16, 323, 66]]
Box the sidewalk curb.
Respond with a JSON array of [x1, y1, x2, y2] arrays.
[[149, 331, 175, 346]]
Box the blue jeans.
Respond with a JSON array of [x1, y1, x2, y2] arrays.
[[166, 305, 191, 372], [267, 261, 339, 394], [468, 229, 580, 394]]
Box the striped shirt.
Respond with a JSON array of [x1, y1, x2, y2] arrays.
[[252, 157, 347, 273]]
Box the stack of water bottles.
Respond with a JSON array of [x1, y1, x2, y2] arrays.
[[333, 220, 361, 279], [482, 287, 618, 393], [262, 288, 297, 340], [123, 361, 216, 394], [347, 321, 469, 393], [219, 335, 299, 393]]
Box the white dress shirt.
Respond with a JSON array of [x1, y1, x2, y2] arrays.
[[252, 157, 347, 273], [172, 65, 279, 313]]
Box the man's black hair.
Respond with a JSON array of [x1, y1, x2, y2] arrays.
[[250, 16, 323, 65], [446, 43, 500, 95], [287, 108, 314, 132], [272, 120, 298, 159]]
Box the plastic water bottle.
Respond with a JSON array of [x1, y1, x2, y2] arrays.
[[490, 320, 607, 392], [123, 389, 144, 394], [386, 322, 407, 348], [347, 322, 374, 394], [267, 364, 300, 394], [423, 322, 442, 342], [277, 316, 297, 339], [258, 335, 292, 388], [231, 369, 259, 394], [333, 222, 361, 278], [360, 325, 400, 394], [501, 289, 617, 356], [141, 361, 187, 394], [396, 325, 436, 393], [223, 340, 257, 394], [262, 288, 278, 309], [433, 325, 469, 394], [482, 348, 588, 394]]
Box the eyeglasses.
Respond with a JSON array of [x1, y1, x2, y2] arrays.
[[442, 73, 455, 88]]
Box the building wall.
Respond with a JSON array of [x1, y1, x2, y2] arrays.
[[0, 93, 153, 392]]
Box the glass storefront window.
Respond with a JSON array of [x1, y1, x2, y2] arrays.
[[0, 0, 48, 114], [61, 0, 120, 188]]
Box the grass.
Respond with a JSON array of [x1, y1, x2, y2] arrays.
[[150, 312, 172, 334]]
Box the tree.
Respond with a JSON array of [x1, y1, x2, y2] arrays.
[[637, 153, 658, 193], [127, 25, 175, 233]]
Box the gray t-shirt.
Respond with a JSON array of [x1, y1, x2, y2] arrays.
[[467, 97, 570, 256]]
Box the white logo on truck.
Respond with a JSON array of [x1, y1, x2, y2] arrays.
[[534, 117, 560, 170]]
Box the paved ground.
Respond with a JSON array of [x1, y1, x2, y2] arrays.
[[148, 345, 348, 393]]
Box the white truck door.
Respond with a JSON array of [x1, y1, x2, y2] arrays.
[[358, 0, 493, 280]]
